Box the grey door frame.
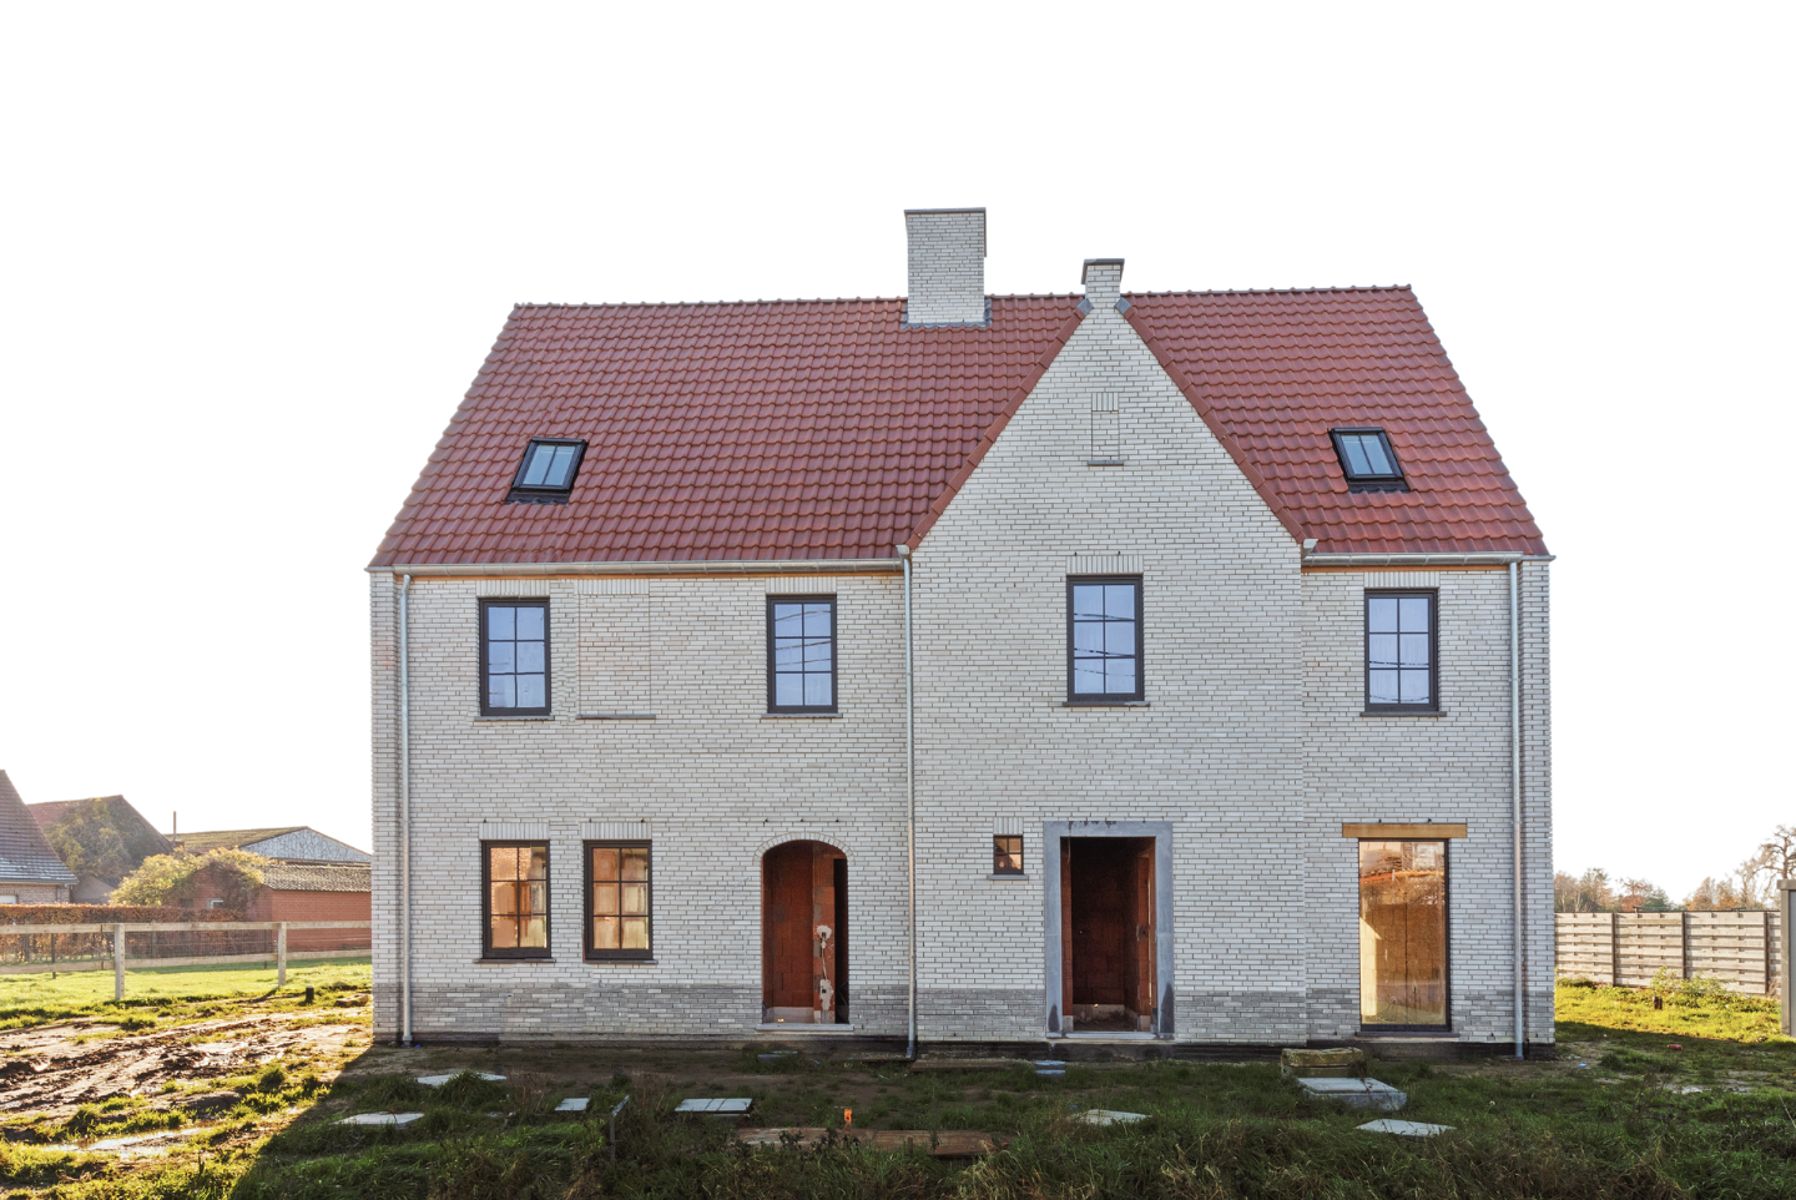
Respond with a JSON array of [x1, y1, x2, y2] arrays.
[[1042, 820, 1175, 1038]]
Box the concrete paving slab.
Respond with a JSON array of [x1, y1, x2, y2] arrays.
[[417, 1072, 507, 1087], [555, 1097, 590, 1113], [676, 1097, 753, 1115], [1357, 1119, 1453, 1137], [339, 1112, 424, 1127], [1296, 1076, 1407, 1111], [1073, 1109, 1148, 1126]]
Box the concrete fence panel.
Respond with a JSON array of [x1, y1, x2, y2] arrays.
[[1557, 910, 1784, 996]]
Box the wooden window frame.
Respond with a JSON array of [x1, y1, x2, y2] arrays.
[[583, 840, 653, 962], [1364, 589, 1439, 714], [479, 598, 552, 717], [1065, 575, 1145, 704], [1356, 837, 1452, 1032], [765, 594, 839, 714], [992, 834, 1024, 876], [507, 438, 587, 504], [481, 839, 551, 961]]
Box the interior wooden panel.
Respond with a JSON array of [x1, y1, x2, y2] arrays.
[[1065, 837, 1156, 1028]]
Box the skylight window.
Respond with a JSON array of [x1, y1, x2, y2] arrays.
[[508, 439, 586, 503], [1330, 428, 1406, 491]]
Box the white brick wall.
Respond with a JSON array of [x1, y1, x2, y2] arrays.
[[370, 275, 1554, 1050], [904, 209, 985, 326]]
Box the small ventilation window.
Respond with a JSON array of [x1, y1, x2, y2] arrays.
[[509, 439, 586, 503], [1330, 429, 1406, 491]]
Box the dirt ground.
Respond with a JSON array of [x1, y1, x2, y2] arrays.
[[0, 1011, 368, 1119]]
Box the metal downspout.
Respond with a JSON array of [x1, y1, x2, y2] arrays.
[[899, 545, 917, 1059], [399, 573, 414, 1046], [1509, 561, 1524, 1059]]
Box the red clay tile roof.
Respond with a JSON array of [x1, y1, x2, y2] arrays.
[[1125, 288, 1546, 556], [372, 288, 1542, 565]]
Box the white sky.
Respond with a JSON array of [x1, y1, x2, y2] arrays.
[[2, 4, 1790, 898]]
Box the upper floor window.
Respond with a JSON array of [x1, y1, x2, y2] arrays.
[[767, 595, 837, 713], [1067, 576, 1143, 703], [483, 841, 550, 959], [1331, 428, 1406, 491], [481, 599, 550, 716], [508, 439, 586, 503], [1366, 591, 1437, 712]]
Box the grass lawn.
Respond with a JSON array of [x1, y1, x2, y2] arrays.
[[0, 959, 371, 1031], [2, 970, 1794, 1199]]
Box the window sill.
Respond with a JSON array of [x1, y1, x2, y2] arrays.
[[1360, 709, 1445, 718], [989, 873, 1029, 881], [577, 712, 656, 721], [1086, 457, 1127, 467], [762, 711, 842, 719], [1061, 700, 1150, 709], [474, 956, 554, 964], [585, 957, 656, 965], [476, 714, 554, 722]]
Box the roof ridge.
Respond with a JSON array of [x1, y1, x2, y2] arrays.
[[1125, 284, 1413, 298], [512, 294, 1082, 311]]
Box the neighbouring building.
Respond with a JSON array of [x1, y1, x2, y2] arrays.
[[186, 861, 373, 952], [170, 827, 372, 864], [369, 209, 1553, 1053], [28, 795, 171, 903], [0, 770, 77, 904]]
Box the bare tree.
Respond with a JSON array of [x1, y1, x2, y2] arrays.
[[1758, 825, 1796, 883]]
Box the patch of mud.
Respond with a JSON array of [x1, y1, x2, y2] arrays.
[[0, 1013, 368, 1119]]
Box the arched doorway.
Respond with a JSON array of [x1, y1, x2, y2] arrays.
[[761, 841, 848, 1025]]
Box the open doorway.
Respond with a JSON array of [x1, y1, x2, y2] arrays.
[[761, 840, 848, 1025], [1060, 836, 1156, 1033]]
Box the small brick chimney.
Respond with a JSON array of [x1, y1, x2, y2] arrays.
[[903, 208, 986, 327]]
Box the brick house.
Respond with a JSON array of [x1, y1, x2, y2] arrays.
[[186, 861, 372, 952], [369, 209, 1552, 1053], [0, 770, 77, 904]]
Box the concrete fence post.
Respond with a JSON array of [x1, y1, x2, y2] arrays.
[[276, 922, 289, 988], [112, 924, 125, 1002]]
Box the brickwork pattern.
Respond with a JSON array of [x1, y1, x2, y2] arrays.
[[903, 210, 985, 326], [371, 573, 908, 1040]]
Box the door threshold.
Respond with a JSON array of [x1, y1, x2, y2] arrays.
[[1050, 1031, 1159, 1042], [756, 1022, 858, 1034]]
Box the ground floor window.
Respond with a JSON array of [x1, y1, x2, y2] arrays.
[[586, 842, 651, 959], [1358, 839, 1447, 1027], [483, 841, 549, 958]]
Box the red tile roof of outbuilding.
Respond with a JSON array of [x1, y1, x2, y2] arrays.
[[371, 287, 1543, 565]]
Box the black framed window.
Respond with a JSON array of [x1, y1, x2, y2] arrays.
[[1067, 576, 1143, 702], [481, 599, 550, 716], [585, 842, 651, 960], [993, 835, 1024, 876], [508, 439, 586, 503], [483, 841, 550, 959], [767, 595, 837, 712], [1330, 428, 1406, 491], [1366, 591, 1437, 712]]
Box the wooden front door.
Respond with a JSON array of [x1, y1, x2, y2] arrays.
[[761, 841, 846, 1022]]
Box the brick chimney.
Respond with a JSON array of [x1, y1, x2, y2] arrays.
[[1081, 258, 1125, 310], [903, 208, 986, 327]]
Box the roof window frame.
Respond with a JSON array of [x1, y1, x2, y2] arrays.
[[1330, 428, 1407, 492], [507, 438, 588, 504]]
